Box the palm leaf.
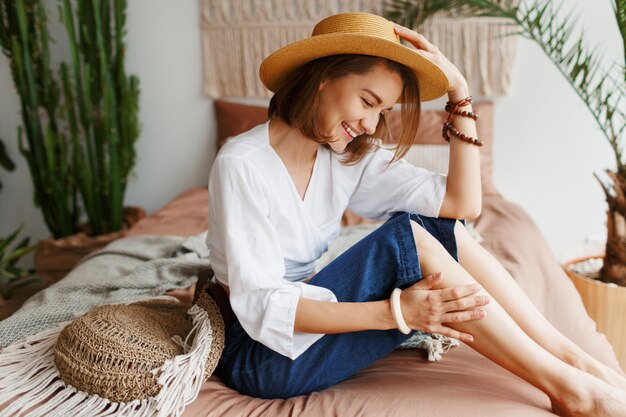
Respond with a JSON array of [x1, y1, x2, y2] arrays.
[[614, 0, 625, 70], [384, 0, 625, 169]]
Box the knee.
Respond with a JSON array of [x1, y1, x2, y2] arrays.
[[453, 219, 464, 234], [409, 219, 443, 252], [453, 219, 473, 243]]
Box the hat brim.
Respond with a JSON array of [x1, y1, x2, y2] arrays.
[[259, 33, 449, 102]]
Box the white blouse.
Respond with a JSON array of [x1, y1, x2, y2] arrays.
[[207, 121, 447, 360]]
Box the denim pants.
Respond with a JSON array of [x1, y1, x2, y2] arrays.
[[217, 211, 463, 399]]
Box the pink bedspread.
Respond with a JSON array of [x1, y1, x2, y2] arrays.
[[127, 187, 622, 417]]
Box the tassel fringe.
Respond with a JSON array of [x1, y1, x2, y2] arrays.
[[398, 331, 461, 362], [0, 303, 214, 417], [418, 335, 461, 362]]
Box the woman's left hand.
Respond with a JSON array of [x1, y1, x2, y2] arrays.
[[393, 23, 468, 96]]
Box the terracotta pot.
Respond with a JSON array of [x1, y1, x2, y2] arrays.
[[34, 207, 146, 284], [562, 255, 626, 371], [0, 277, 47, 320]]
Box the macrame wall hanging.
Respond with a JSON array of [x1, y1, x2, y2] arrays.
[[200, 0, 519, 99]]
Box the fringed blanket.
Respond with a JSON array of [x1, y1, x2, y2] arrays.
[[0, 234, 205, 349]]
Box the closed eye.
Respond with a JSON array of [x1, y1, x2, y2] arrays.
[[362, 98, 385, 118]]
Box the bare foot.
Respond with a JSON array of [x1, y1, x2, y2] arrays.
[[563, 346, 626, 393], [550, 377, 626, 417], [578, 357, 626, 394], [600, 367, 626, 393]]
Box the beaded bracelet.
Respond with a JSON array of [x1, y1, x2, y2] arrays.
[[442, 96, 484, 147], [442, 121, 484, 146], [445, 96, 479, 124], [446, 96, 473, 113], [444, 104, 478, 121]]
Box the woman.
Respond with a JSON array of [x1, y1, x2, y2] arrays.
[[206, 12, 626, 416]]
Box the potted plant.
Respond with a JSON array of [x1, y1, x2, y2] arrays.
[[0, 0, 144, 283], [385, 0, 626, 368], [0, 139, 44, 319]]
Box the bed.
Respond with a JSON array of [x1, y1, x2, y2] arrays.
[[0, 101, 622, 416], [134, 100, 621, 416]]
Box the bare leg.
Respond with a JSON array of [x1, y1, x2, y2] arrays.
[[452, 220, 626, 391], [408, 220, 626, 417]]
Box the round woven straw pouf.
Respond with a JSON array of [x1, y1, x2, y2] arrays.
[[195, 284, 226, 381], [54, 292, 225, 403]]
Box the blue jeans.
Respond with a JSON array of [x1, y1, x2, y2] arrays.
[[217, 211, 463, 399]]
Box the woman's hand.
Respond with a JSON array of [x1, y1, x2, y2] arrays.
[[393, 23, 469, 98], [400, 272, 490, 343]]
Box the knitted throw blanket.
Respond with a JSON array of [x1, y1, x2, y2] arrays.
[[0, 235, 206, 349], [0, 226, 462, 358]]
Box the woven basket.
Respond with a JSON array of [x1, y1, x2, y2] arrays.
[[54, 287, 225, 403], [563, 256, 626, 372]]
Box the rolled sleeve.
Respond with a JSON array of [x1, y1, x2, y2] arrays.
[[239, 281, 336, 360]]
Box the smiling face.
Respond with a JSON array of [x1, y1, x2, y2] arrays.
[[315, 64, 404, 153], [268, 55, 421, 165]]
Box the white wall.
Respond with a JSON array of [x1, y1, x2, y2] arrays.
[[0, 0, 621, 268], [493, 0, 620, 261]]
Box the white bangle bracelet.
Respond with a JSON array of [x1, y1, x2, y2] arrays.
[[390, 288, 411, 334]]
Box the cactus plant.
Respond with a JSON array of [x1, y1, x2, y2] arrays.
[[0, 0, 141, 238], [0, 0, 77, 238], [59, 0, 141, 235], [0, 139, 15, 190]]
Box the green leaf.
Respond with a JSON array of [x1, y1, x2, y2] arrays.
[[385, 0, 624, 172], [4, 244, 36, 265], [0, 225, 24, 256]]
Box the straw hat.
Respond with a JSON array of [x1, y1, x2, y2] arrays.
[[259, 12, 449, 102], [54, 292, 225, 403], [0, 284, 225, 416]]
